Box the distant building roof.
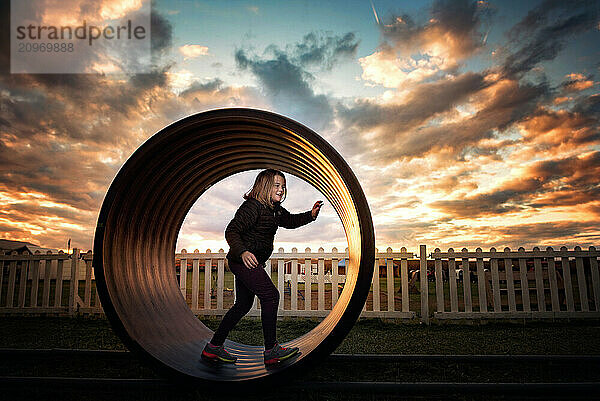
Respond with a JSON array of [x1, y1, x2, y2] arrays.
[[0, 239, 58, 254]]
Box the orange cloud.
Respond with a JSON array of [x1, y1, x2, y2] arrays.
[[519, 108, 598, 149], [562, 73, 595, 92], [361, 2, 488, 88], [564, 80, 595, 92], [553, 96, 571, 104], [39, 0, 146, 26], [179, 45, 210, 59]]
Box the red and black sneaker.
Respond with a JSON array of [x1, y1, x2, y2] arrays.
[[202, 342, 237, 363], [263, 343, 299, 365]]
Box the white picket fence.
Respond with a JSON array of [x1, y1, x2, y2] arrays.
[[0, 249, 99, 315], [430, 246, 600, 322], [1, 245, 599, 323], [177, 247, 414, 319]]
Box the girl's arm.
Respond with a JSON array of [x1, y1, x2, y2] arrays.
[[278, 206, 315, 229], [225, 200, 260, 260]]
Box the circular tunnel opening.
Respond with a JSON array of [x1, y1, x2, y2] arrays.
[[93, 108, 375, 383], [176, 171, 345, 331]]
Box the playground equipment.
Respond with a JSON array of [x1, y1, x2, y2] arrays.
[[93, 108, 375, 383]]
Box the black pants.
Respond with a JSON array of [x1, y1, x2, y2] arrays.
[[211, 259, 280, 350]]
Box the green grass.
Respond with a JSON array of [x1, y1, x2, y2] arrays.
[[2, 315, 600, 355], [2, 316, 600, 400]]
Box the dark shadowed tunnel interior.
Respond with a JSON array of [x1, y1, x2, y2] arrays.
[[93, 108, 375, 383]]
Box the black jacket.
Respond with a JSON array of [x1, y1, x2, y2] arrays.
[[225, 198, 315, 264]]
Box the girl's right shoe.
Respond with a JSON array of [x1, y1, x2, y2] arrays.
[[263, 343, 299, 365], [202, 343, 237, 363]]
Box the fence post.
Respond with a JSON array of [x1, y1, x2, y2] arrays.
[[420, 245, 429, 325], [69, 248, 79, 316], [179, 250, 188, 299], [434, 248, 444, 313]]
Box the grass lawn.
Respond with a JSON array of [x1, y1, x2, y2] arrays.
[[1, 316, 600, 400], [2, 315, 600, 354]]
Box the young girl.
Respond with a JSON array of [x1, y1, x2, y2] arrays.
[[202, 169, 323, 364]]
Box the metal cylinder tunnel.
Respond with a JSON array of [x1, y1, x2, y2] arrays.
[[93, 108, 375, 383]]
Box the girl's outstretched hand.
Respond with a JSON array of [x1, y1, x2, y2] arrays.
[[312, 201, 323, 220], [241, 251, 259, 269]]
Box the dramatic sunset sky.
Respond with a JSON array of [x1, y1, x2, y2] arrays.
[[0, 0, 599, 254]]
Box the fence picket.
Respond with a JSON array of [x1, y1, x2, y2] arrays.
[[504, 253, 517, 312], [546, 248, 560, 312], [217, 258, 224, 310], [386, 250, 394, 312], [55, 258, 64, 307], [332, 253, 339, 307], [69, 249, 79, 315], [533, 249, 545, 312], [561, 250, 575, 311], [18, 258, 29, 308], [291, 252, 298, 311], [434, 250, 443, 312], [0, 256, 4, 303], [42, 258, 52, 307], [518, 254, 530, 312], [401, 254, 409, 313], [84, 257, 93, 307], [179, 251, 188, 299], [204, 257, 212, 310], [192, 258, 199, 310], [318, 251, 325, 311], [461, 250, 472, 313], [373, 257, 380, 312], [589, 247, 600, 312], [305, 250, 311, 312], [475, 249, 486, 312], [490, 251, 501, 312], [420, 245, 428, 324], [448, 250, 458, 313], [575, 247, 589, 312], [7, 257, 17, 307], [30, 258, 40, 307], [277, 257, 284, 311]]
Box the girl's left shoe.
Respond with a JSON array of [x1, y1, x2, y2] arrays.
[[263, 343, 299, 365], [202, 343, 237, 363]]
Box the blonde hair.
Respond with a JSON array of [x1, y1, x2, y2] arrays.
[[244, 169, 287, 208]]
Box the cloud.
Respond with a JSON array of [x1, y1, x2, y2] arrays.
[[231, 31, 358, 131], [291, 32, 359, 70], [0, 66, 262, 249], [361, 0, 492, 87], [502, 2, 597, 76], [235, 48, 334, 131], [430, 151, 600, 218], [2, 2, 599, 254], [0, 8, 267, 250], [179, 44, 210, 59], [561, 73, 595, 92], [151, 8, 173, 55], [428, 220, 600, 250], [338, 74, 548, 162], [573, 94, 600, 117], [475, 221, 600, 249], [338, 71, 488, 133], [178, 78, 262, 109], [519, 107, 599, 150]]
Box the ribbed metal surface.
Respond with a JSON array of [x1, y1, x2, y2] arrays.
[[92, 108, 375, 383]]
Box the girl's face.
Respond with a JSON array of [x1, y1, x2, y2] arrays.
[[270, 175, 286, 203]]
